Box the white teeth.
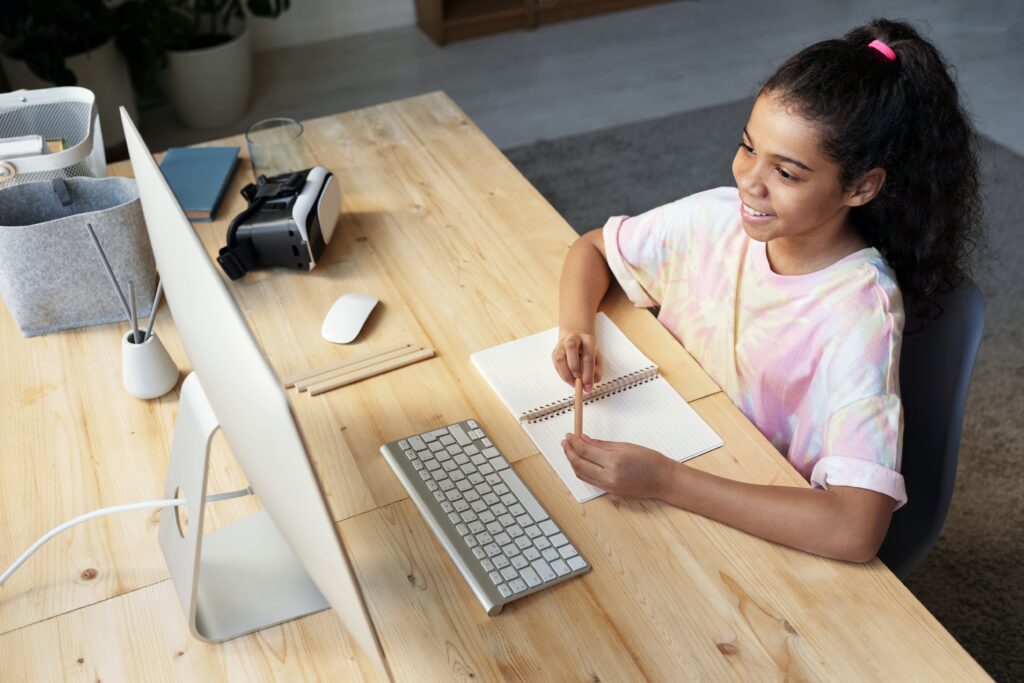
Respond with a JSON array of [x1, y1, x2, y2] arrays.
[[743, 202, 773, 217]]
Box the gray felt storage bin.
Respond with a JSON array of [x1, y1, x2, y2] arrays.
[[0, 176, 156, 337]]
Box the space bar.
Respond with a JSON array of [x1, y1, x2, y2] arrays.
[[499, 469, 549, 523]]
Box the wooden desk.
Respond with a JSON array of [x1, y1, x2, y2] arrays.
[[0, 92, 988, 680]]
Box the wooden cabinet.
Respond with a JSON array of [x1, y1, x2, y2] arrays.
[[415, 0, 675, 45]]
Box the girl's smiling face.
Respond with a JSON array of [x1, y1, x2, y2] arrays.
[[731, 91, 879, 251]]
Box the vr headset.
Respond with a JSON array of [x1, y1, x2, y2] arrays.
[[217, 166, 340, 280]]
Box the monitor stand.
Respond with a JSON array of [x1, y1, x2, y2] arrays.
[[158, 373, 330, 642]]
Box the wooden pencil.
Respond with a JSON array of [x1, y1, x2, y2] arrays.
[[574, 376, 583, 437], [295, 344, 421, 392], [282, 342, 410, 388], [307, 347, 435, 396]]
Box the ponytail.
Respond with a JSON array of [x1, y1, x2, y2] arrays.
[[761, 19, 983, 318]]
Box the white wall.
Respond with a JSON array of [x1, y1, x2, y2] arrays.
[[249, 0, 416, 51]]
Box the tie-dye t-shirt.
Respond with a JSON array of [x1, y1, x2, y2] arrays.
[[603, 187, 907, 507]]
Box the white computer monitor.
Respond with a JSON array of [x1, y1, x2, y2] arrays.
[[120, 108, 390, 681]]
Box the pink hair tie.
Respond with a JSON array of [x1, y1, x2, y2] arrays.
[[868, 39, 897, 62]]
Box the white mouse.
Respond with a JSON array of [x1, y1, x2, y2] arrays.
[[322, 293, 379, 344]]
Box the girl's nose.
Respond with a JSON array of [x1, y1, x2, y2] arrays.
[[737, 166, 767, 197]]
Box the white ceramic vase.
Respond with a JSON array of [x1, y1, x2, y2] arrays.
[[164, 23, 252, 129], [0, 38, 138, 153]]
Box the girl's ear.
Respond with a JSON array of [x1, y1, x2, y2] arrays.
[[845, 167, 887, 207]]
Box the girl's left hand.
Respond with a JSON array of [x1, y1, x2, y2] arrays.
[[562, 433, 676, 500]]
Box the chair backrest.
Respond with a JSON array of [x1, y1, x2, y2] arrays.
[[878, 278, 985, 578]]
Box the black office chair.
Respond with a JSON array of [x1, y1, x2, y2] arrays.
[[878, 278, 986, 578]]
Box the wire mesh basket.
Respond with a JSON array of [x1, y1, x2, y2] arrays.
[[0, 86, 107, 187]]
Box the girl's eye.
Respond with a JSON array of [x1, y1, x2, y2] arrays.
[[738, 142, 755, 155], [776, 167, 797, 181]]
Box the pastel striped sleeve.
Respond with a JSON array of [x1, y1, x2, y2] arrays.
[[811, 394, 907, 509]]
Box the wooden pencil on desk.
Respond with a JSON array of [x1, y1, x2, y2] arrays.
[[574, 376, 583, 437]]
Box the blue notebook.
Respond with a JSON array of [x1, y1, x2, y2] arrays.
[[159, 146, 239, 221]]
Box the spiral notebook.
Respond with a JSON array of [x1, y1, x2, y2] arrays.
[[471, 313, 724, 502]]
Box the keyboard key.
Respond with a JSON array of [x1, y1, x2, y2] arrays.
[[481, 438, 493, 447], [542, 548, 559, 562], [453, 500, 469, 512], [398, 439, 409, 450], [494, 484, 510, 496], [449, 423, 472, 446], [454, 454, 470, 466], [525, 525, 542, 539], [559, 545, 578, 560], [498, 469, 549, 522], [479, 463, 495, 476], [481, 558, 494, 571], [550, 533, 568, 548], [498, 584, 512, 598], [516, 514, 532, 528], [484, 544, 501, 558], [486, 521, 503, 535], [498, 514, 515, 527], [515, 536, 532, 551], [465, 536, 478, 549], [501, 543, 519, 558], [476, 532, 492, 546], [494, 532, 512, 547], [539, 520, 559, 536], [523, 547, 540, 561], [485, 473, 501, 486], [507, 525, 524, 538], [425, 479, 438, 492], [448, 512, 460, 524], [551, 559, 570, 576], [412, 460, 424, 471], [440, 435, 455, 446], [567, 556, 587, 571], [409, 436, 425, 450], [471, 500, 487, 513], [532, 558, 556, 582], [511, 555, 528, 569], [535, 535, 551, 549], [509, 504, 526, 517], [521, 567, 542, 588], [455, 523, 466, 536], [467, 420, 478, 429], [433, 491, 445, 503], [489, 571, 502, 585], [500, 566, 518, 582], [479, 511, 495, 524], [509, 578, 528, 594], [464, 489, 480, 502], [468, 521, 484, 534], [472, 547, 486, 560], [466, 444, 480, 455], [493, 554, 510, 569]]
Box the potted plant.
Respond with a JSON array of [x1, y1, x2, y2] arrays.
[[117, 0, 291, 129], [0, 0, 139, 154]]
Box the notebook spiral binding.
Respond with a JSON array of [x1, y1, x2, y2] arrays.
[[519, 366, 659, 423]]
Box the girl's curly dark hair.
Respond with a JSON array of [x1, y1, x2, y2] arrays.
[[761, 18, 983, 321]]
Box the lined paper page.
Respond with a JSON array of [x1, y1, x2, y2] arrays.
[[524, 377, 724, 502], [470, 313, 654, 418]]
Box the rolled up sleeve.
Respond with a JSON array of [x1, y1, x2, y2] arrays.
[[602, 215, 661, 307], [810, 394, 907, 509]]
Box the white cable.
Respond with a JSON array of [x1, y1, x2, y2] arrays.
[[0, 486, 253, 586]]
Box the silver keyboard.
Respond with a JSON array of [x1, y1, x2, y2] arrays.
[[380, 419, 589, 614]]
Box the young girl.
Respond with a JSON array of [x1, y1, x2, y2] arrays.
[[552, 19, 982, 562]]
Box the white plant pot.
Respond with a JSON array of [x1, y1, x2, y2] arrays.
[[164, 23, 252, 129], [0, 38, 138, 153]]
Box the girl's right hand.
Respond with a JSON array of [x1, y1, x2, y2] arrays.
[[552, 331, 603, 392]]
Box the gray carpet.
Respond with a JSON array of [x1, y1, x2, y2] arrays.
[[504, 98, 1023, 681]]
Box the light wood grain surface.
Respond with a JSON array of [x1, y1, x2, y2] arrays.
[[0, 92, 987, 680]]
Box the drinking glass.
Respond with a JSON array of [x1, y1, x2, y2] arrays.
[[245, 117, 311, 178]]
